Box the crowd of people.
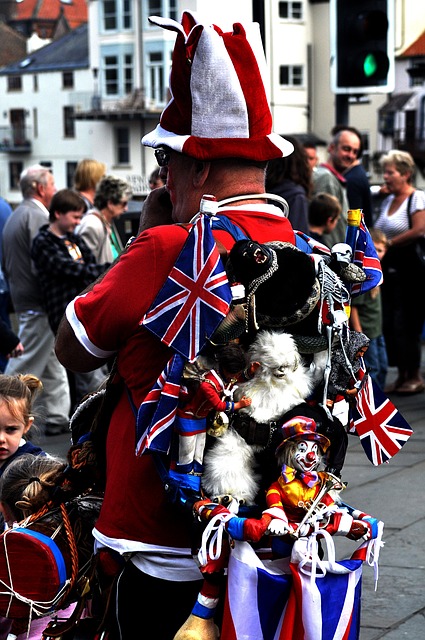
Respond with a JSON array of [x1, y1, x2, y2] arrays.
[[0, 9, 423, 640]]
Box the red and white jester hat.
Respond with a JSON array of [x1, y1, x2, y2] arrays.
[[142, 11, 293, 161]]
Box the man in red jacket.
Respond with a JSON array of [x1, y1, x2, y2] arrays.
[[55, 10, 301, 639]]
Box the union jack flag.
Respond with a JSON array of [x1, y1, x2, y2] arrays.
[[136, 214, 232, 455], [221, 540, 366, 640], [349, 373, 413, 465], [135, 353, 185, 455], [140, 214, 232, 362], [349, 215, 383, 297]]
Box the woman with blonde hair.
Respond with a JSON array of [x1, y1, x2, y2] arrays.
[[375, 150, 425, 394], [73, 158, 106, 212]]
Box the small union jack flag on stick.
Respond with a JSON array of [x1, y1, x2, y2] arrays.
[[136, 214, 232, 455], [349, 372, 413, 465], [348, 213, 383, 297]]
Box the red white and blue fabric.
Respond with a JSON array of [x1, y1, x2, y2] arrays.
[[294, 230, 331, 256], [136, 214, 231, 455], [140, 214, 232, 362], [347, 214, 383, 297], [349, 371, 413, 465], [221, 538, 367, 640], [135, 352, 185, 455], [142, 12, 293, 161]]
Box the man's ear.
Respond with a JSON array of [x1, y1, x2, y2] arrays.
[[192, 160, 210, 188]]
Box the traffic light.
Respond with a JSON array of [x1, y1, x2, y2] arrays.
[[330, 0, 395, 94]]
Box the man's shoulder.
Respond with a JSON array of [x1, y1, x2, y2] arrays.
[[5, 200, 46, 229], [136, 223, 191, 246], [78, 211, 104, 231], [34, 224, 50, 236]]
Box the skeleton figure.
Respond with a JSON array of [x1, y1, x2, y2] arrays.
[[329, 242, 367, 284]]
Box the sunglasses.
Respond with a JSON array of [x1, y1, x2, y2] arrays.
[[154, 148, 170, 168]]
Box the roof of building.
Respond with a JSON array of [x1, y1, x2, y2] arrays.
[[400, 29, 425, 57], [0, 22, 88, 74], [13, 0, 87, 30], [0, 21, 27, 68], [378, 92, 416, 114]]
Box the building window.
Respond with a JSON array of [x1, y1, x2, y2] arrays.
[[169, 0, 177, 20], [105, 55, 119, 95], [102, 0, 132, 31], [7, 76, 22, 91], [103, 50, 133, 96], [279, 2, 303, 20], [66, 162, 78, 188], [104, 0, 117, 29], [124, 54, 133, 94], [123, 0, 131, 28], [63, 72, 74, 89], [116, 127, 130, 165], [33, 75, 38, 92], [279, 65, 303, 86], [148, 0, 177, 21], [63, 106, 75, 138], [9, 161, 23, 190], [148, 51, 165, 103]]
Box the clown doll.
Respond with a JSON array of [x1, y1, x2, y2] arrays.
[[179, 417, 376, 640]]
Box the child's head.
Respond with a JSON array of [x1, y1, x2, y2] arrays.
[[309, 192, 342, 234], [0, 453, 66, 524], [370, 227, 388, 260], [0, 374, 43, 467]]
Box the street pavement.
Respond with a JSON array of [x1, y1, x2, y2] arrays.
[[339, 360, 425, 640], [39, 357, 425, 639]]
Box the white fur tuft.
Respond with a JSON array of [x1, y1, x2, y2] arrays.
[[202, 429, 260, 505]]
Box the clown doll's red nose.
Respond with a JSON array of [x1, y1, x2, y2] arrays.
[[306, 452, 316, 462]]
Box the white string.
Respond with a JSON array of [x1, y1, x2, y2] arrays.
[[197, 511, 234, 566], [365, 520, 385, 590]]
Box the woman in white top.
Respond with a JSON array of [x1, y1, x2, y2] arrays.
[[375, 150, 425, 395]]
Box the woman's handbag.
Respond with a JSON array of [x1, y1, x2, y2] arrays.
[[407, 192, 425, 270]]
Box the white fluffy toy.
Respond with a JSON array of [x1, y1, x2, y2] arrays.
[[202, 331, 314, 508]]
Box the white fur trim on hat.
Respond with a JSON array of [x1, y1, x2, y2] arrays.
[[142, 12, 293, 161]]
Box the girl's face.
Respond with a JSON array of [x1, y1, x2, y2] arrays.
[[0, 400, 33, 466]]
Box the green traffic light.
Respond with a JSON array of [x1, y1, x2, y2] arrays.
[[364, 53, 378, 78]]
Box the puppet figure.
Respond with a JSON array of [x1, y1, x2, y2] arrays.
[[201, 331, 314, 509], [170, 343, 251, 492], [327, 330, 370, 405]]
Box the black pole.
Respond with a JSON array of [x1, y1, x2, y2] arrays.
[[335, 94, 349, 126], [252, 0, 266, 47]]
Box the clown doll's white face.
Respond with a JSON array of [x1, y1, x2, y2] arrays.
[[292, 440, 321, 473]]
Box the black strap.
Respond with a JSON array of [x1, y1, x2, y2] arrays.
[[406, 192, 414, 228]]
